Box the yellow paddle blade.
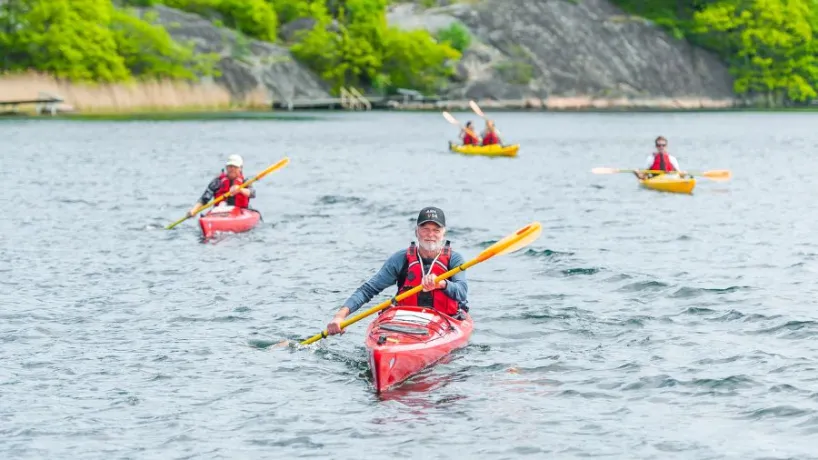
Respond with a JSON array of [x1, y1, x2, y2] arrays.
[[700, 169, 732, 181], [469, 100, 486, 118], [475, 222, 542, 262], [298, 221, 542, 346], [442, 111, 458, 125], [591, 167, 630, 174]]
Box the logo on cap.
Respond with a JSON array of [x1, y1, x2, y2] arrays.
[[417, 206, 445, 226]]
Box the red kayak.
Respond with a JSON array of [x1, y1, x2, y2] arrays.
[[365, 305, 473, 393], [198, 206, 261, 239]]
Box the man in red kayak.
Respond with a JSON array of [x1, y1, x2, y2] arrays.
[[635, 136, 683, 179], [326, 206, 469, 335], [481, 120, 500, 145], [461, 121, 479, 145], [188, 154, 255, 216]]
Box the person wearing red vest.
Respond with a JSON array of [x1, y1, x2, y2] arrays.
[[325, 207, 469, 336], [187, 154, 256, 217], [461, 121, 479, 145], [481, 119, 501, 145], [634, 136, 683, 180]]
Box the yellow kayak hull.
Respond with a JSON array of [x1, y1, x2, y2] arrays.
[[639, 175, 696, 194], [448, 142, 519, 157]]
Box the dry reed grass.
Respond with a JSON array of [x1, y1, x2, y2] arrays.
[[0, 72, 271, 114]]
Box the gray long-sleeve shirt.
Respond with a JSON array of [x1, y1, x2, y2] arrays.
[[343, 248, 469, 314], [198, 175, 256, 205]]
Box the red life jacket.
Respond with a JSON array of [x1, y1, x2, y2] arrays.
[[215, 172, 250, 208], [463, 131, 479, 145], [482, 131, 499, 145], [397, 241, 460, 316], [649, 152, 676, 172]]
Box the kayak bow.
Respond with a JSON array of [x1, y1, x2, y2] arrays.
[[365, 305, 473, 392], [638, 174, 696, 194], [199, 206, 261, 239]]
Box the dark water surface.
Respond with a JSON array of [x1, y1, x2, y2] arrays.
[[2, 111, 817, 459]]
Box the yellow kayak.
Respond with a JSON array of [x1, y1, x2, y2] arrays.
[[639, 174, 696, 194], [448, 141, 519, 157]]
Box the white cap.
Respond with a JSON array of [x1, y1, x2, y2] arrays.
[[225, 154, 243, 168]]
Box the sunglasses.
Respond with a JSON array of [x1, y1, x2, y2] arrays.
[[656, 143, 667, 147]]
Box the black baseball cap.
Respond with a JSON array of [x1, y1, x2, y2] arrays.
[[417, 206, 445, 227]]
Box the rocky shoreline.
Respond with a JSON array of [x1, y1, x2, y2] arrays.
[[0, 93, 751, 117], [0, 0, 763, 115], [386, 0, 735, 104], [132, 0, 738, 112], [384, 96, 738, 111]]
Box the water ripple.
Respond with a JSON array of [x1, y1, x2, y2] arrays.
[[3, 112, 818, 459]]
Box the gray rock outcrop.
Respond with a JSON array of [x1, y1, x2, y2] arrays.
[[137, 5, 330, 103], [387, 0, 734, 101], [279, 18, 318, 43]]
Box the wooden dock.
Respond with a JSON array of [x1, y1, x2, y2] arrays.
[[0, 93, 65, 116], [273, 87, 443, 111], [272, 97, 382, 110]]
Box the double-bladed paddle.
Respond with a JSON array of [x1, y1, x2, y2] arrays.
[[591, 167, 732, 181], [298, 221, 543, 346], [166, 157, 290, 230], [469, 100, 503, 137], [442, 111, 480, 140]]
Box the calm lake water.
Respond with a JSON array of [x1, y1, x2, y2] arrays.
[[2, 111, 817, 459]]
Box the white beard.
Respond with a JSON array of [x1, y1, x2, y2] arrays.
[[418, 239, 444, 253]]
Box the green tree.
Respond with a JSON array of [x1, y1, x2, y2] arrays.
[[290, 3, 383, 91], [269, 0, 312, 24], [289, 5, 343, 88], [111, 9, 217, 80], [436, 23, 471, 53], [381, 28, 460, 91], [290, 0, 460, 93], [0, 0, 217, 82], [158, 0, 278, 41], [692, 0, 818, 104], [0, 0, 130, 81]]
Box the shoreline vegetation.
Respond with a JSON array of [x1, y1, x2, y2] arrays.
[[0, 72, 268, 115], [1, 71, 816, 120], [0, 71, 744, 116], [1, 0, 817, 116]]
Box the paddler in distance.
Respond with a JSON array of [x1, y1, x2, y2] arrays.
[[461, 121, 479, 145], [634, 136, 684, 180], [326, 207, 469, 335], [188, 154, 255, 217], [481, 119, 501, 146]]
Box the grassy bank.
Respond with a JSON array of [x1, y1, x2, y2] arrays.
[[52, 111, 322, 121], [0, 72, 269, 115]]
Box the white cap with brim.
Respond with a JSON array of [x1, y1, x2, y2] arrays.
[[226, 154, 243, 168]]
